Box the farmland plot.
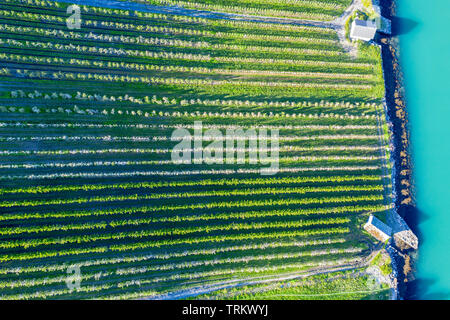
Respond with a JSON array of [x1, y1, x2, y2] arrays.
[[188, 269, 391, 300], [125, 0, 353, 20], [0, 0, 392, 299]]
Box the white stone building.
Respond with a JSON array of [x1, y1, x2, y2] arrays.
[[350, 19, 378, 41]]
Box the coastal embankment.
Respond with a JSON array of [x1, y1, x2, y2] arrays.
[[377, 0, 417, 299]]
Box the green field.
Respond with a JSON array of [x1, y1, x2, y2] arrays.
[[188, 269, 391, 300], [0, 0, 392, 299]]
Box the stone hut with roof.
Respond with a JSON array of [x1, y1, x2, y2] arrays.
[[364, 214, 392, 242]]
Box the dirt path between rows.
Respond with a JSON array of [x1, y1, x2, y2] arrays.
[[145, 262, 366, 300]]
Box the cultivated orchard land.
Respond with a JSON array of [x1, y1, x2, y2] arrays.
[[188, 269, 391, 300], [0, 0, 392, 299], [128, 0, 353, 20]]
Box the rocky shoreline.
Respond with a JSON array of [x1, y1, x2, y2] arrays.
[[378, 0, 418, 300]]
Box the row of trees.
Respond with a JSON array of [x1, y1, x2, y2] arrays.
[[0, 174, 381, 196], [0, 13, 344, 57], [34, 69, 373, 90], [0, 185, 382, 209], [0, 52, 373, 80], [0, 193, 385, 223], [0, 165, 382, 181], [216, 55, 374, 68], [1, 37, 211, 61], [0, 121, 379, 132], [143, 0, 338, 20], [0, 217, 351, 250], [115, 246, 363, 277], [11, 90, 380, 109], [109, 227, 350, 252], [2, 99, 378, 121], [0, 237, 346, 275], [1, 0, 338, 37], [0, 142, 380, 157]]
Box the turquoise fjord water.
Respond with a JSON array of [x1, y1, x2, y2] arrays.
[[397, 0, 450, 299]]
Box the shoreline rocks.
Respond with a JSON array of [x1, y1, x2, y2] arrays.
[[378, 0, 418, 299]]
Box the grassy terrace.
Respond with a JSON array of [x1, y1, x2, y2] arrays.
[[0, 0, 392, 299], [188, 269, 391, 300]]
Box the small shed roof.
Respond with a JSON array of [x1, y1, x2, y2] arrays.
[[364, 214, 392, 242], [350, 19, 377, 41]]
